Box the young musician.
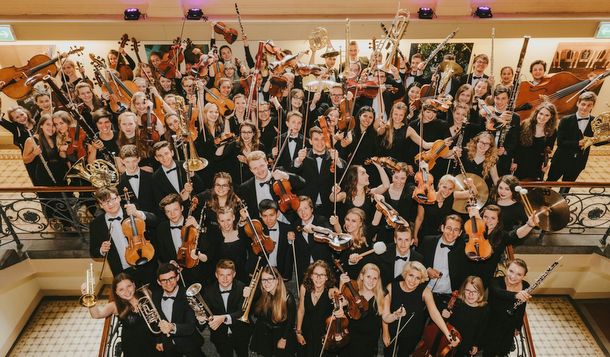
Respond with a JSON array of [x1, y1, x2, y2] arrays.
[[547, 91, 598, 192], [82, 273, 160, 356], [461, 54, 490, 86], [0, 103, 37, 180], [454, 132, 500, 186], [381, 261, 459, 356], [481, 259, 532, 357], [272, 111, 306, 169], [249, 266, 297, 356], [378, 224, 424, 287], [202, 259, 251, 357], [295, 260, 336, 357], [488, 175, 527, 231], [331, 207, 374, 279], [528, 60, 547, 86], [258, 199, 295, 280], [151, 263, 204, 356], [117, 144, 155, 213], [116, 111, 154, 171], [89, 186, 158, 286]]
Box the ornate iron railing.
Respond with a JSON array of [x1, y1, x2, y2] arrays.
[[98, 302, 122, 357]]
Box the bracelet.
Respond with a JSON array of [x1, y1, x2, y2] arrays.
[[526, 222, 534, 228], [295, 329, 302, 334]]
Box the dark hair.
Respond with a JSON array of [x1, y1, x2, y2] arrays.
[[529, 60, 547, 73], [159, 193, 182, 211], [356, 106, 375, 120], [152, 140, 172, 155], [491, 175, 521, 203], [302, 260, 336, 292], [493, 85, 511, 98], [94, 186, 119, 203], [481, 204, 504, 247], [259, 199, 278, 213], [157, 262, 179, 278], [111, 273, 136, 319], [92, 108, 112, 123], [508, 258, 528, 274]]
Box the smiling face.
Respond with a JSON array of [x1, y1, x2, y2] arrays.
[[260, 272, 278, 294], [52, 117, 69, 134], [216, 267, 235, 290], [441, 218, 462, 244], [311, 266, 328, 290], [343, 212, 362, 234], [248, 157, 269, 181], [361, 267, 379, 292], [506, 262, 527, 285], [163, 201, 183, 224], [115, 279, 136, 301], [403, 268, 423, 290], [154, 146, 174, 168], [536, 107, 552, 125], [217, 211, 235, 232], [157, 271, 179, 294], [463, 282, 481, 306], [482, 209, 499, 232], [531, 64, 545, 80]]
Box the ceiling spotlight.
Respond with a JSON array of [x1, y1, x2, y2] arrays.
[[124, 8, 142, 21], [475, 6, 493, 18], [186, 8, 206, 20], [418, 7, 434, 20]]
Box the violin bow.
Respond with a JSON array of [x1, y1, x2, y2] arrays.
[[239, 200, 277, 278], [301, 91, 312, 150], [270, 126, 291, 172], [338, 129, 366, 186]]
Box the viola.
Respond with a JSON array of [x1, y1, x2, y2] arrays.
[[414, 127, 462, 170], [337, 98, 356, 131], [412, 168, 436, 205], [213, 22, 239, 44], [413, 290, 462, 357], [0, 46, 84, 100], [464, 215, 492, 261], [214, 132, 237, 146], [272, 179, 300, 213], [203, 86, 235, 116], [334, 260, 369, 320], [373, 196, 409, 229], [112, 34, 134, 81], [176, 198, 200, 269], [240, 203, 275, 256], [300, 225, 353, 251], [322, 292, 350, 352], [121, 187, 155, 266], [364, 156, 404, 172]]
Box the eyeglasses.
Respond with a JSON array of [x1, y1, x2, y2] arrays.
[[478, 141, 492, 146], [159, 276, 177, 284], [464, 289, 479, 295], [215, 183, 230, 188], [312, 273, 327, 278], [261, 277, 277, 283], [444, 227, 462, 233], [102, 196, 119, 205]]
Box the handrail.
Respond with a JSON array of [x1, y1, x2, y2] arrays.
[[98, 292, 121, 357], [98, 310, 113, 357], [506, 245, 536, 357], [0, 186, 97, 193]]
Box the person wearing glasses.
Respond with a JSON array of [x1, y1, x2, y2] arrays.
[[215, 122, 265, 187], [453, 131, 500, 187], [248, 266, 297, 357], [151, 263, 204, 356]]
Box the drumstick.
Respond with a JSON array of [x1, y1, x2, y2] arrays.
[[355, 242, 387, 259]]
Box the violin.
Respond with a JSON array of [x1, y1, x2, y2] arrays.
[[263, 40, 284, 61], [322, 291, 350, 352], [337, 98, 356, 132], [464, 215, 493, 261], [334, 260, 369, 320], [414, 128, 461, 170], [413, 290, 462, 357], [112, 34, 134, 81], [373, 196, 409, 229], [140, 107, 160, 144], [240, 201, 275, 255], [203, 86, 235, 117], [213, 22, 239, 44], [157, 38, 186, 79], [121, 187, 155, 266], [346, 80, 398, 99], [89, 53, 137, 113], [317, 116, 334, 150], [272, 179, 300, 213], [0, 46, 84, 100], [296, 63, 323, 77], [300, 225, 353, 251], [176, 198, 200, 269], [412, 168, 437, 205], [214, 132, 237, 146], [268, 75, 289, 99], [364, 156, 404, 172], [65, 126, 88, 160]]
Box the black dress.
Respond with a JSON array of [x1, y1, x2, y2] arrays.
[[496, 202, 527, 232], [251, 291, 298, 357], [298, 289, 333, 357], [378, 125, 412, 164], [342, 194, 376, 226], [514, 134, 556, 181], [342, 297, 382, 357], [463, 230, 519, 289], [447, 300, 489, 357], [482, 277, 530, 357], [418, 194, 455, 240], [118, 311, 160, 357], [218, 229, 250, 284], [386, 281, 427, 356]]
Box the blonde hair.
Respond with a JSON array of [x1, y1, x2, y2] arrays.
[[466, 132, 498, 179], [401, 261, 429, 283], [357, 263, 385, 314], [345, 208, 367, 249], [458, 276, 487, 306], [254, 266, 288, 324]]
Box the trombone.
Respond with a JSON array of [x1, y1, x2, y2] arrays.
[[79, 263, 97, 307], [176, 106, 207, 173], [378, 9, 410, 73]]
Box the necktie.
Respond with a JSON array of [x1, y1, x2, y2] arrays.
[[440, 243, 454, 250], [170, 225, 183, 230], [220, 290, 231, 294], [162, 296, 175, 301], [259, 181, 269, 187], [126, 174, 139, 179], [108, 216, 122, 222], [395, 256, 409, 261], [166, 167, 177, 174]]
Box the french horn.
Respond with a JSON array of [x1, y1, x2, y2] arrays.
[[65, 157, 119, 188]]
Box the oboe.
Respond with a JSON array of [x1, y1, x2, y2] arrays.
[[507, 256, 563, 315], [28, 129, 57, 184]]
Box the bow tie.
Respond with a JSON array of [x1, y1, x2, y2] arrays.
[[126, 174, 139, 179], [440, 243, 454, 250], [162, 296, 175, 301], [288, 137, 298, 143], [395, 256, 409, 261], [472, 76, 483, 80], [313, 153, 325, 159], [220, 290, 231, 294], [108, 216, 122, 222], [259, 181, 270, 187], [577, 117, 589, 122], [268, 228, 277, 232], [170, 225, 183, 230], [165, 167, 178, 174]]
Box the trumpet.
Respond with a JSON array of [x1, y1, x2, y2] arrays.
[[185, 283, 214, 324], [136, 284, 164, 335], [79, 263, 97, 307], [238, 257, 262, 323]]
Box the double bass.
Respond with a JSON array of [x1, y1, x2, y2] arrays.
[[111, 34, 134, 81]]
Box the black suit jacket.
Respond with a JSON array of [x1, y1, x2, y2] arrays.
[[152, 161, 204, 214], [276, 133, 306, 169], [460, 73, 489, 87], [261, 222, 294, 280], [202, 280, 249, 343], [117, 170, 155, 213], [151, 285, 203, 353], [293, 214, 334, 282], [417, 235, 467, 291], [377, 244, 424, 287], [237, 173, 306, 219], [551, 114, 594, 172], [89, 209, 158, 277]]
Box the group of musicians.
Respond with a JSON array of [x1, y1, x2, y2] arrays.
[[0, 17, 605, 357]]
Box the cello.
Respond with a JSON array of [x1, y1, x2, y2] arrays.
[[412, 291, 462, 357], [111, 34, 134, 81], [121, 188, 155, 266], [176, 198, 201, 269], [334, 260, 369, 320]]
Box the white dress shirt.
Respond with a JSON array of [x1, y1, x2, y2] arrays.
[[105, 213, 130, 269]]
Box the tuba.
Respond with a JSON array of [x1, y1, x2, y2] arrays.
[[185, 283, 214, 323], [136, 284, 164, 335], [238, 257, 263, 323], [309, 27, 330, 52], [65, 157, 119, 188]]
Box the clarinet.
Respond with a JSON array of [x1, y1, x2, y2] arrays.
[[28, 130, 57, 184], [507, 256, 562, 315]]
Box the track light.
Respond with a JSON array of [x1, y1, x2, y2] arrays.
[[418, 7, 434, 20], [186, 8, 206, 21], [474, 6, 493, 18], [124, 8, 142, 21]]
